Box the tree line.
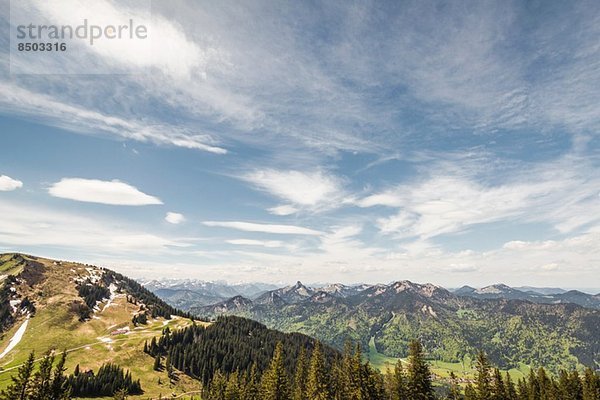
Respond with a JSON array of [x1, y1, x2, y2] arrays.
[[201, 342, 600, 400], [144, 316, 339, 385], [201, 339, 439, 400], [0, 351, 142, 400], [459, 351, 600, 400]]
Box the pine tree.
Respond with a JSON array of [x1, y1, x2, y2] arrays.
[[153, 354, 162, 371], [260, 342, 290, 400], [464, 383, 478, 400], [527, 368, 541, 400], [50, 351, 70, 400], [242, 364, 260, 400], [305, 342, 330, 400], [582, 367, 600, 400], [225, 371, 241, 400], [206, 370, 227, 400], [0, 351, 36, 400], [504, 372, 517, 400], [448, 371, 461, 400], [30, 351, 54, 400], [389, 359, 408, 400], [516, 378, 528, 399], [406, 340, 434, 400], [491, 368, 506, 400], [292, 348, 307, 400], [475, 351, 492, 400], [113, 388, 128, 400], [536, 367, 551, 400], [567, 370, 584, 400]]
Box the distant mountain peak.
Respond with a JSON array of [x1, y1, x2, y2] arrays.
[[476, 283, 514, 294]]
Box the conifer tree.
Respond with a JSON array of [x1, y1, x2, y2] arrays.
[[464, 383, 477, 400], [406, 340, 435, 400], [30, 351, 54, 400], [50, 351, 70, 400], [0, 351, 36, 400], [292, 348, 307, 400], [475, 351, 492, 400], [242, 364, 260, 400], [207, 370, 227, 400], [153, 354, 162, 371], [516, 378, 528, 399], [260, 342, 290, 400], [224, 371, 241, 400], [338, 341, 362, 399], [536, 367, 550, 400], [582, 367, 600, 400], [113, 388, 128, 400], [504, 372, 517, 400], [447, 371, 461, 400], [567, 370, 584, 400], [491, 367, 506, 400], [389, 358, 408, 400], [305, 341, 330, 400], [527, 368, 541, 400]]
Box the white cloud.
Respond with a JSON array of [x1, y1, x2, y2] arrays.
[[0, 175, 23, 191], [15, 0, 216, 79], [360, 152, 600, 239], [242, 169, 344, 210], [226, 239, 286, 248], [437, 264, 479, 273], [202, 221, 322, 235], [268, 205, 299, 216], [165, 212, 185, 224], [48, 178, 162, 206], [540, 263, 559, 272], [0, 198, 188, 254]]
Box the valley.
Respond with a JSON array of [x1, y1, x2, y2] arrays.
[[190, 280, 600, 374], [0, 253, 598, 399]]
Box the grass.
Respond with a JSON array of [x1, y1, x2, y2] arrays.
[[367, 336, 531, 383], [0, 256, 205, 399], [0, 254, 25, 278], [366, 336, 403, 371]]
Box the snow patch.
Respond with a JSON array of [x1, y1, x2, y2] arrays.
[[9, 300, 21, 313], [0, 317, 29, 360], [101, 283, 118, 313]]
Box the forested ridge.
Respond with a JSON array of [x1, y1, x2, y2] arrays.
[[145, 316, 339, 384], [147, 315, 600, 399]]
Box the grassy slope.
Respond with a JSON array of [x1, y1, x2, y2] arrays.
[[0, 255, 203, 399], [0, 254, 25, 278]]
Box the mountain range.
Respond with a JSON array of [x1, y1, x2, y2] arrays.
[[192, 280, 600, 372], [1, 252, 599, 398], [453, 283, 600, 308], [140, 278, 279, 310]]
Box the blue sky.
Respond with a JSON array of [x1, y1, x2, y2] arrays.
[[1, 0, 599, 288]]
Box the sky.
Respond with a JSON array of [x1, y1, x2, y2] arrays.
[[0, 0, 599, 289]]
